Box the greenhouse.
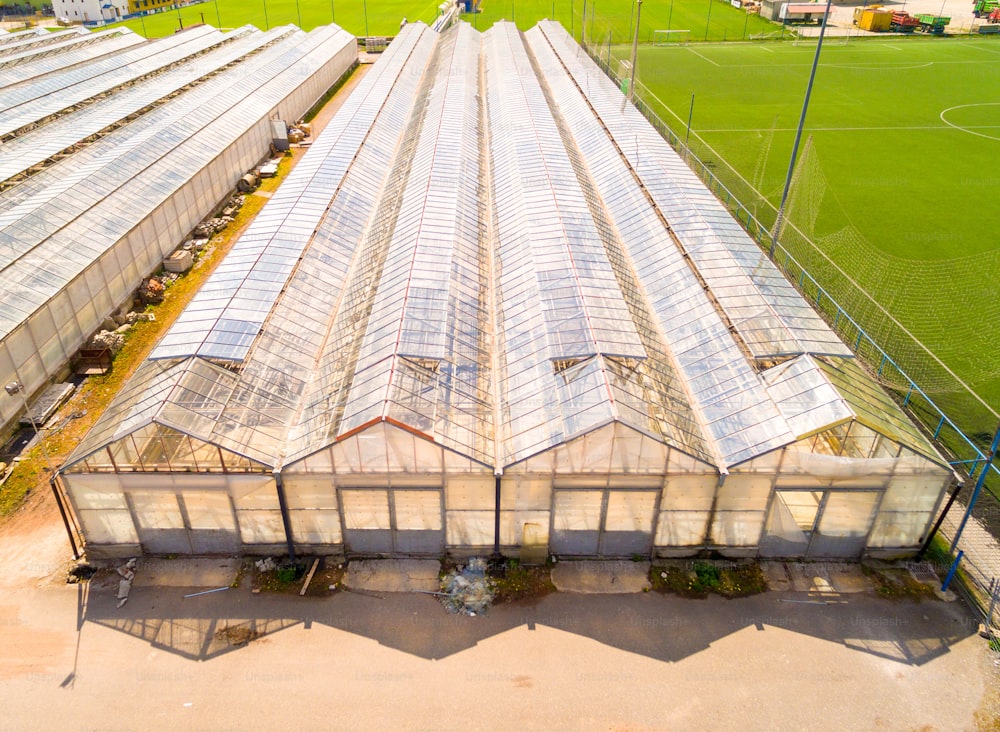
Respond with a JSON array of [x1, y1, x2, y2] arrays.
[[60, 20, 955, 561], [0, 23, 358, 433]]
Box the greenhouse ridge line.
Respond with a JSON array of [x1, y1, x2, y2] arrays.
[[629, 75, 999, 422]]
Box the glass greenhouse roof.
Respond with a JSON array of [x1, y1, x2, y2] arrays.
[[0, 28, 84, 58], [0, 26, 286, 184], [762, 355, 853, 439], [67, 21, 946, 477], [0, 25, 354, 343], [0, 29, 142, 90], [535, 21, 852, 362], [814, 355, 941, 460], [0, 25, 224, 139], [152, 25, 426, 366]]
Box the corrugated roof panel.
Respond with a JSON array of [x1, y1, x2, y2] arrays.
[[536, 20, 851, 361]]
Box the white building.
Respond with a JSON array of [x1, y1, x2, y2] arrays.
[[52, 0, 131, 24]]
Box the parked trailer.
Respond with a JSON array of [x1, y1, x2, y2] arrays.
[[973, 0, 999, 18], [916, 13, 949, 32], [781, 2, 830, 23], [890, 10, 921, 30]]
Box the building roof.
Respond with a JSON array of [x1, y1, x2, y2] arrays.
[[65, 20, 947, 476], [0, 24, 354, 343]]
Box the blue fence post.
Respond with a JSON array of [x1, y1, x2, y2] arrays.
[[941, 550, 963, 592], [951, 423, 1000, 552]]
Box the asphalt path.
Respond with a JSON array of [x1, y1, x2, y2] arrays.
[[0, 571, 991, 731]]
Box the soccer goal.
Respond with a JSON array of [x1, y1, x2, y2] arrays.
[[653, 29, 691, 45]]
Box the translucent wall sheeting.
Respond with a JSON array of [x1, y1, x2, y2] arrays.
[[505, 420, 714, 477], [286, 422, 493, 476], [65, 473, 284, 553]]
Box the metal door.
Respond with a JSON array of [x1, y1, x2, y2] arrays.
[[808, 491, 880, 559], [761, 489, 881, 559], [129, 490, 239, 555], [183, 491, 239, 554], [129, 491, 190, 554], [551, 488, 659, 557], [340, 488, 444, 556]]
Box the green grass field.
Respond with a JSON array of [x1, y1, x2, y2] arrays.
[[613, 37, 1000, 437], [110, 0, 781, 42]]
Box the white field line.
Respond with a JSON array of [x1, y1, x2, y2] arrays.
[[965, 42, 1000, 56], [648, 45, 989, 68], [940, 103, 1000, 142], [685, 46, 721, 66], [633, 78, 999, 419]]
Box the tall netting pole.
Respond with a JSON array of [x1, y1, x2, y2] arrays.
[[627, 0, 642, 102], [771, 0, 832, 256]]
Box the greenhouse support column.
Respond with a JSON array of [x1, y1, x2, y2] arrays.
[[771, 0, 832, 257], [51, 476, 80, 560], [950, 421, 1000, 553], [916, 481, 962, 560], [493, 474, 502, 558], [275, 474, 296, 560]]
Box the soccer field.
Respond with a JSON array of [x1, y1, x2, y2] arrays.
[[615, 37, 1000, 435], [112, 0, 779, 42]]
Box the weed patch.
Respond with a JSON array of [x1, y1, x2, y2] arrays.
[[489, 559, 556, 604], [651, 561, 768, 599]]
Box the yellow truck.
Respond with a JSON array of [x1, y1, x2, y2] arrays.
[[853, 5, 893, 31]]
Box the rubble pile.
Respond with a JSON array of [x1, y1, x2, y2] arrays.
[[85, 329, 126, 355], [440, 557, 494, 616], [139, 277, 165, 305], [116, 558, 136, 608]]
